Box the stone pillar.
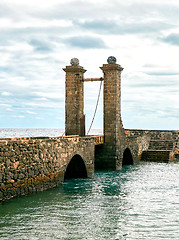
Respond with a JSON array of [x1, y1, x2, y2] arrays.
[[63, 58, 86, 136], [100, 56, 125, 169]]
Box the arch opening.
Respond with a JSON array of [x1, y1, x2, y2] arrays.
[[175, 154, 179, 160], [64, 154, 87, 180], [122, 148, 133, 166]]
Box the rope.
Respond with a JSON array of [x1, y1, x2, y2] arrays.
[[87, 80, 103, 135]]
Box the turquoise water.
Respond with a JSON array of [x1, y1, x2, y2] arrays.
[[0, 163, 179, 240]]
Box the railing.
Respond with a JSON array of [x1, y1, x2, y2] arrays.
[[93, 135, 104, 145], [83, 78, 104, 82]]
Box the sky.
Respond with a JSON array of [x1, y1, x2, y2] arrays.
[[0, 0, 179, 131]]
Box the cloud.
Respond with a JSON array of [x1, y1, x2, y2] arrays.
[[145, 71, 179, 76], [13, 115, 25, 118], [1, 91, 12, 96], [162, 33, 179, 46], [142, 63, 179, 78], [0, 103, 12, 107], [0, 0, 178, 129], [26, 110, 36, 114], [77, 19, 172, 36], [29, 39, 53, 52], [65, 36, 107, 49]]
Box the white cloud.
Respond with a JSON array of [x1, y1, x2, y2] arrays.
[[35, 116, 43, 120], [0, 103, 12, 107], [32, 91, 64, 100], [13, 115, 25, 118], [6, 108, 13, 111], [1, 91, 12, 96], [0, 0, 178, 130], [26, 110, 36, 115]]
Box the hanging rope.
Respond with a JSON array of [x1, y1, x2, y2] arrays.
[[87, 80, 103, 135]]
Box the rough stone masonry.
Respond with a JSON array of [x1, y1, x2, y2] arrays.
[[0, 136, 95, 202]]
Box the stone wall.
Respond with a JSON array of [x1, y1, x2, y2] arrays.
[[0, 136, 95, 202], [95, 131, 139, 170], [141, 151, 170, 162], [125, 129, 179, 140], [125, 129, 179, 161]]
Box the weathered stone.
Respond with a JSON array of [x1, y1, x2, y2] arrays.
[[0, 191, 3, 199], [0, 136, 95, 202], [18, 173, 25, 179], [0, 173, 2, 183], [63, 62, 86, 136], [107, 56, 117, 64], [9, 179, 15, 184], [13, 161, 19, 169], [70, 58, 79, 66]]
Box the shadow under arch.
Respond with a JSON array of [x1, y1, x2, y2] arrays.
[[122, 148, 133, 166], [64, 154, 87, 180], [174, 153, 179, 161]]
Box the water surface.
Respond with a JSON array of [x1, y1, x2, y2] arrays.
[[0, 163, 178, 240]]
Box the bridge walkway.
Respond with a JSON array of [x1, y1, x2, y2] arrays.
[[0, 135, 104, 145]]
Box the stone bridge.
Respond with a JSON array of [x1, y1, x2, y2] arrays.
[[63, 56, 178, 167], [0, 135, 104, 201], [125, 129, 179, 162], [1, 56, 178, 202]]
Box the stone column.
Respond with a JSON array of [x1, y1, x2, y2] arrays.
[[100, 56, 125, 169], [63, 58, 86, 136]]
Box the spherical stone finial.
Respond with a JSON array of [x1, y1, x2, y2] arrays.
[[107, 56, 117, 64], [70, 58, 79, 66]]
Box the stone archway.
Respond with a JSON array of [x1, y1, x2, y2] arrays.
[[122, 148, 133, 166], [64, 154, 87, 180]]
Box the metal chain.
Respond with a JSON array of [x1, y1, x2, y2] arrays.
[[87, 80, 103, 135]]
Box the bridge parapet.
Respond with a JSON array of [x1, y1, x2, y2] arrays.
[[0, 135, 80, 141], [0, 135, 96, 202], [88, 135, 104, 145]]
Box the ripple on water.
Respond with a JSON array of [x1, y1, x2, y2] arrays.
[[0, 162, 179, 240]]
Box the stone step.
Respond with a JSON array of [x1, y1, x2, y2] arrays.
[[148, 140, 173, 150], [141, 150, 170, 162]]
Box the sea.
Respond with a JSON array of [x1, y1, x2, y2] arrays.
[[0, 129, 179, 240]]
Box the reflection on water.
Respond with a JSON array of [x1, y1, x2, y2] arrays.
[[0, 163, 179, 240]]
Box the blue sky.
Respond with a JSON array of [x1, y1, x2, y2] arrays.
[[0, 0, 179, 131]]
